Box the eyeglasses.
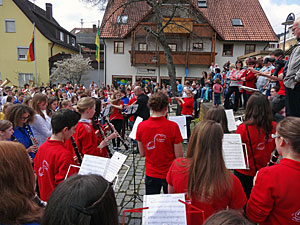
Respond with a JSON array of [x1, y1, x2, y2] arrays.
[[271, 134, 289, 144]]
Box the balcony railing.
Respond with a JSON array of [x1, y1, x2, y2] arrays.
[[129, 50, 215, 66]]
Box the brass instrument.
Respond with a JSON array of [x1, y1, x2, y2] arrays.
[[0, 78, 11, 88]]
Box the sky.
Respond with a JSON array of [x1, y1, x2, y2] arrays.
[[31, 0, 300, 34]]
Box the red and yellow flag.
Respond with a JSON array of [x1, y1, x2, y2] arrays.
[[27, 28, 35, 62]]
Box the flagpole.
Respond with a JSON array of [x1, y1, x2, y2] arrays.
[[97, 20, 100, 87], [33, 23, 37, 85]]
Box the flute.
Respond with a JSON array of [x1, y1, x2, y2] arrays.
[[71, 136, 82, 165], [267, 150, 279, 166], [25, 124, 38, 152], [93, 118, 113, 158], [102, 116, 129, 150]]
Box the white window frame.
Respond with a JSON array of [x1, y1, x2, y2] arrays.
[[18, 73, 33, 87], [71, 37, 75, 46], [60, 31, 64, 41], [17, 46, 29, 61], [5, 19, 16, 32], [138, 43, 147, 51], [67, 35, 70, 44]]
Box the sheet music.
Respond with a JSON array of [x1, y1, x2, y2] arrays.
[[78, 155, 109, 176], [169, 116, 187, 139], [102, 105, 111, 117], [105, 152, 127, 182], [142, 194, 187, 225], [126, 104, 138, 115], [225, 109, 237, 132], [222, 134, 246, 169], [129, 116, 143, 140]]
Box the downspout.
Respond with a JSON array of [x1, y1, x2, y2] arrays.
[[50, 43, 55, 81], [103, 39, 107, 86]]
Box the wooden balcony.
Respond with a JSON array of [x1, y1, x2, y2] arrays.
[[129, 50, 215, 66]]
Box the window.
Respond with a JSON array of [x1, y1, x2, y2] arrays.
[[60, 32, 64, 41], [67, 35, 70, 44], [5, 19, 15, 32], [114, 41, 124, 54], [168, 44, 177, 51], [17, 47, 29, 60], [138, 43, 147, 51], [198, 0, 207, 8], [222, 44, 233, 56], [71, 37, 76, 46], [193, 43, 203, 50], [245, 44, 256, 55], [231, 18, 243, 26], [0, 0, 3, 5], [117, 15, 128, 24], [18, 73, 33, 87]]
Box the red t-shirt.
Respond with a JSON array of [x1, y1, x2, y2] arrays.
[[181, 97, 194, 116], [136, 116, 183, 179], [34, 138, 77, 201], [244, 71, 257, 95], [73, 120, 102, 157], [247, 158, 300, 225], [236, 122, 276, 176], [109, 100, 124, 120], [167, 158, 247, 225]]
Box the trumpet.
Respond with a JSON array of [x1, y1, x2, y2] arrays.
[[0, 78, 11, 88]]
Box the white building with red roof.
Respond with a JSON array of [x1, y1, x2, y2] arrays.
[[100, 0, 278, 86]]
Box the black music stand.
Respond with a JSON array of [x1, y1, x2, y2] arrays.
[[121, 106, 143, 210]]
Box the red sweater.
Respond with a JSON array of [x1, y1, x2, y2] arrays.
[[247, 158, 300, 225], [180, 97, 194, 116], [236, 122, 276, 176], [73, 120, 102, 157], [167, 158, 247, 224], [34, 138, 77, 201]]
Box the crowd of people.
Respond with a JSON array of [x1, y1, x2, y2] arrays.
[[0, 17, 300, 225]]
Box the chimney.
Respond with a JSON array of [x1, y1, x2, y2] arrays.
[[46, 3, 52, 20], [93, 24, 97, 33]]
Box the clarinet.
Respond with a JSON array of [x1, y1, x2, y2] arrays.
[[103, 116, 129, 150], [94, 118, 113, 158], [267, 150, 279, 166], [24, 124, 38, 152], [71, 136, 82, 165]]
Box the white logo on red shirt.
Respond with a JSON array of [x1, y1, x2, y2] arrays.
[[292, 209, 300, 222], [256, 142, 265, 151], [146, 134, 167, 150], [38, 160, 49, 177]]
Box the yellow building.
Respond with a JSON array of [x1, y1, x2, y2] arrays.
[[0, 0, 78, 87]]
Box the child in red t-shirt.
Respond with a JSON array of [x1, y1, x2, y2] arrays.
[[167, 120, 246, 225], [34, 109, 80, 201], [137, 92, 183, 195], [213, 78, 223, 107], [73, 97, 117, 157], [175, 89, 194, 141], [109, 91, 124, 150]]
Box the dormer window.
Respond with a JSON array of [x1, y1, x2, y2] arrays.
[[117, 15, 128, 24], [198, 0, 207, 8], [60, 31, 64, 41], [231, 18, 243, 26]]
